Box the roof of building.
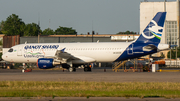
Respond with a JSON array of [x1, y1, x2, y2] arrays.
[[47, 34, 139, 37]]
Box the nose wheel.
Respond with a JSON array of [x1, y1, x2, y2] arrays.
[[21, 63, 32, 73], [22, 63, 26, 73]]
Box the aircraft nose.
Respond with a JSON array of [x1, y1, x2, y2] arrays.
[[2, 54, 7, 61], [2, 54, 5, 60]]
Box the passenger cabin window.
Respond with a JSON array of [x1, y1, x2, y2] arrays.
[[8, 48, 13, 52]]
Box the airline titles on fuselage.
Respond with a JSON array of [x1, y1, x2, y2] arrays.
[[23, 45, 59, 58], [24, 45, 59, 50]]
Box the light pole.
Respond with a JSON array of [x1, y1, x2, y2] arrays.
[[176, 37, 179, 68], [176, 0, 180, 68], [164, 0, 166, 12], [176, 45, 178, 68]]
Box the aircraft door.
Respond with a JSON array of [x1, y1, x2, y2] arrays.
[[17, 46, 22, 56], [127, 44, 133, 55]]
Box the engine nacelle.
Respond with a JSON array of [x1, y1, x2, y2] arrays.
[[37, 58, 55, 69]]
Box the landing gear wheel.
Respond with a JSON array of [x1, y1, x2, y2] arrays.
[[69, 67, 76, 72], [69, 67, 73, 72], [89, 67, 91, 72], [84, 67, 91, 72], [73, 67, 76, 72], [84, 67, 88, 72], [22, 69, 25, 73]]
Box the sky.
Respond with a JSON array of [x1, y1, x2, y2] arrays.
[[0, 0, 176, 35]]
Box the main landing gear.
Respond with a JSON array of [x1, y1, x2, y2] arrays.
[[84, 65, 91, 72], [62, 64, 91, 72], [68, 65, 91, 72], [68, 67, 76, 72], [61, 64, 76, 72]]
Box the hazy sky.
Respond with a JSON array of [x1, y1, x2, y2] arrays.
[[0, 0, 176, 34]]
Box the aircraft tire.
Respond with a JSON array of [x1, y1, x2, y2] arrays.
[[84, 67, 91, 72], [84, 67, 88, 72], [89, 68, 92, 72], [69, 67, 76, 72], [22, 69, 24, 73], [73, 67, 76, 72], [69, 67, 73, 72]]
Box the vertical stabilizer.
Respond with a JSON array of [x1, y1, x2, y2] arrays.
[[115, 12, 167, 61], [136, 12, 166, 43]]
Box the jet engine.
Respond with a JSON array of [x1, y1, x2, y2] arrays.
[[37, 58, 58, 69]]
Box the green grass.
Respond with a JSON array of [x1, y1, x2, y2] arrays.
[[0, 81, 180, 98]]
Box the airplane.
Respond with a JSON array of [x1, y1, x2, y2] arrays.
[[2, 12, 169, 72]]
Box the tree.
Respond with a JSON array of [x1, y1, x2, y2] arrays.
[[160, 52, 165, 58], [116, 31, 136, 34], [55, 26, 77, 35], [42, 28, 54, 35], [0, 21, 4, 33], [1, 14, 25, 36], [167, 47, 180, 59], [23, 23, 42, 36], [0, 21, 7, 34]]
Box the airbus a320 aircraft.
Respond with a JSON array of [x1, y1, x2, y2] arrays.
[[2, 12, 169, 72]]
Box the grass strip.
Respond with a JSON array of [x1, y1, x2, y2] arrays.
[[0, 81, 180, 98]]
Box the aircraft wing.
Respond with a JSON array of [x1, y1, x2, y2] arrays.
[[55, 49, 78, 60], [53, 48, 96, 63], [44, 48, 78, 60]]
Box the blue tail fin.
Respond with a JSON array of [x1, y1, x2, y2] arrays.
[[136, 12, 166, 43], [115, 12, 167, 61]]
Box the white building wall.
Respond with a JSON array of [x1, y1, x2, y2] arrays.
[[140, 1, 178, 44]]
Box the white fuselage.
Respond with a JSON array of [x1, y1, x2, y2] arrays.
[[2, 42, 132, 64]]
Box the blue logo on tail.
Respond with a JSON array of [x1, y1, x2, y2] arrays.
[[136, 12, 166, 43]]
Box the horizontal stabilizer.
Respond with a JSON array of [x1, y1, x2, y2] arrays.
[[170, 45, 177, 48]]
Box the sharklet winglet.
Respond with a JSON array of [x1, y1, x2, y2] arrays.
[[61, 48, 66, 53]]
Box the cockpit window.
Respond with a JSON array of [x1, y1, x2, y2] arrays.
[[8, 48, 13, 52]]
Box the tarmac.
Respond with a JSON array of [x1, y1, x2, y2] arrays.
[[0, 68, 180, 101], [0, 68, 180, 82]]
